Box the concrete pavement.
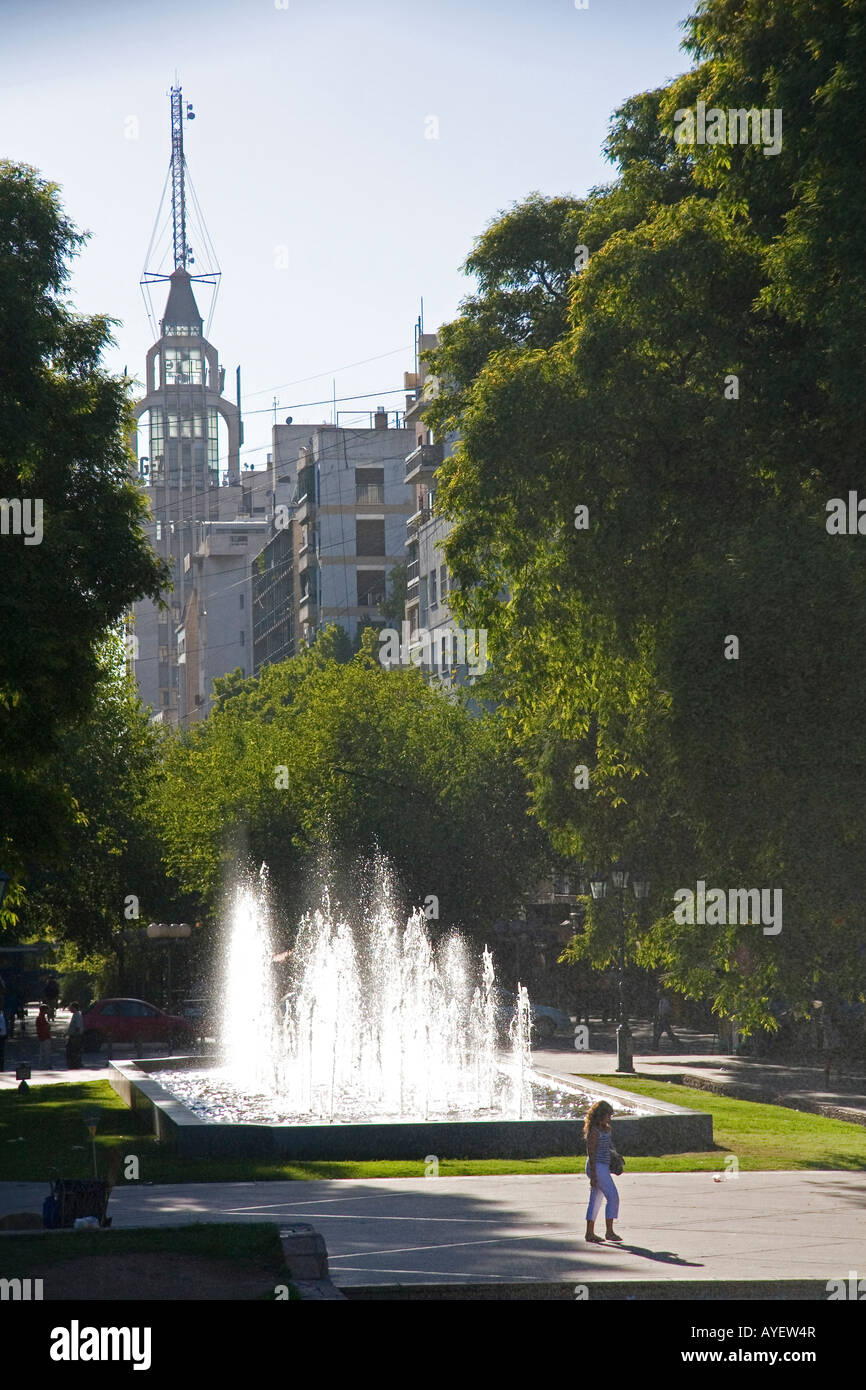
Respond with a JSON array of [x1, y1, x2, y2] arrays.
[[2, 1171, 863, 1288]]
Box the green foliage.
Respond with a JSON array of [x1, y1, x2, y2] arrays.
[[20, 632, 182, 952], [147, 627, 545, 934], [379, 562, 408, 623], [424, 0, 866, 1027], [0, 162, 169, 909]]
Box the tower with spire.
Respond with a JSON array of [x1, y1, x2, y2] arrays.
[[127, 85, 269, 728]]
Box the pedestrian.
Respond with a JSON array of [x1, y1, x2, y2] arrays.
[[0, 1006, 6, 1071], [36, 1006, 52, 1070], [822, 1012, 843, 1089], [5, 986, 19, 1039], [584, 1099, 621, 1244], [65, 1002, 84, 1070], [43, 976, 59, 1022], [653, 991, 679, 1049]]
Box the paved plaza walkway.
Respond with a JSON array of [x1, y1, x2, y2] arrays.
[[1, 1171, 863, 1288], [2, 1019, 864, 1293]]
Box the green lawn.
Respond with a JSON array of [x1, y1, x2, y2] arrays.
[[578, 1074, 866, 1173], [1, 1077, 863, 1184]]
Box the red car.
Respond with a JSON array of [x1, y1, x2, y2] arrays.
[[81, 998, 196, 1055]]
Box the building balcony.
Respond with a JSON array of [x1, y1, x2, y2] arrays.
[[405, 506, 433, 543], [356, 483, 385, 505], [404, 442, 442, 482], [406, 556, 420, 587]]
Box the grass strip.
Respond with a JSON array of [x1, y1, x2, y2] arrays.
[[0, 1078, 862, 1184]]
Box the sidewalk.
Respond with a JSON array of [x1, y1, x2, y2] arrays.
[[1, 1171, 862, 1288], [532, 1030, 866, 1127]]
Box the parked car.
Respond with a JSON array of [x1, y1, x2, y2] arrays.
[[81, 998, 196, 1055], [494, 988, 572, 1041]]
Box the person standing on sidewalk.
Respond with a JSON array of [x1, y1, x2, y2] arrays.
[[822, 1011, 844, 1088], [584, 1100, 621, 1244], [43, 976, 59, 1022], [36, 1006, 52, 1069], [65, 1003, 84, 1069], [653, 992, 680, 1049]]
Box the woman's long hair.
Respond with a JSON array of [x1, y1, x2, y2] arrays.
[[583, 1099, 613, 1139]]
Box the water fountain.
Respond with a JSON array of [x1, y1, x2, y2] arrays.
[[156, 869, 570, 1128], [108, 866, 713, 1160]]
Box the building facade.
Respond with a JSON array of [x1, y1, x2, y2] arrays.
[[127, 270, 310, 725], [277, 411, 413, 653], [403, 333, 482, 686]]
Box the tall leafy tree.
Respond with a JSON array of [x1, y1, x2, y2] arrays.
[[0, 162, 169, 910], [22, 633, 188, 952], [425, 1, 866, 1028], [147, 628, 546, 939]]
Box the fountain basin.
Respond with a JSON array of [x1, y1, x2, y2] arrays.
[[108, 1057, 714, 1159]]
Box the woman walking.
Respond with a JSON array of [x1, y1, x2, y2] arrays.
[[584, 1100, 621, 1243]]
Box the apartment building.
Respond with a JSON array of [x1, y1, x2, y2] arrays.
[[260, 411, 414, 656], [403, 332, 476, 686]]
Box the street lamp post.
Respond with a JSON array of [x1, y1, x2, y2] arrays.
[[590, 862, 650, 1074]]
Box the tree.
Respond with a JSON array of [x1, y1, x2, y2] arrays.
[[0, 163, 169, 910], [21, 633, 191, 953], [424, 1, 866, 1029], [146, 627, 546, 938], [379, 562, 407, 624]]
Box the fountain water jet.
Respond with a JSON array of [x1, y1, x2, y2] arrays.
[[219, 868, 535, 1124], [134, 864, 668, 1156]]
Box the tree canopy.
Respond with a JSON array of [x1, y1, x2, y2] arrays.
[[425, 0, 866, 1028], [0, 162, 169, 912], [147, 628, 546, 939]]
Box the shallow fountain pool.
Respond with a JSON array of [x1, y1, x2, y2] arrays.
[[148, 1064, 643, 1127]]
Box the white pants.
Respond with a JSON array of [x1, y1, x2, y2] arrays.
[[585, 1161, 619, 1222]]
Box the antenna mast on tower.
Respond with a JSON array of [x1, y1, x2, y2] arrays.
[[140, 84, 221, 337], [170, 85, 192, 269]]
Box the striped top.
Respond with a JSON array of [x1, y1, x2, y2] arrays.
[[588, 1128, 612, 1165]]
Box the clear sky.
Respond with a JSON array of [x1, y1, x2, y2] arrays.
[[1, 0, 694, 470]]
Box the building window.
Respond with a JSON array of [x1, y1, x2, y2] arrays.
[[239, 592, 244, 609], [356, 481, 385, 504], [429, 567, 438, 609], [356, 518, 385, 557], [240, 630, 245, 646], [163, 347, 204, 386], [440, 563, 448, 597], [357, 570, 386, 607]]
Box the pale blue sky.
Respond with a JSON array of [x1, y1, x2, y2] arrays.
[[1, 0, 694, 469]]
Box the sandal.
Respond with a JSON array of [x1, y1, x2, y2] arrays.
[[585, 1234, 605, 1243], [605, 1232, 623, 1242]]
